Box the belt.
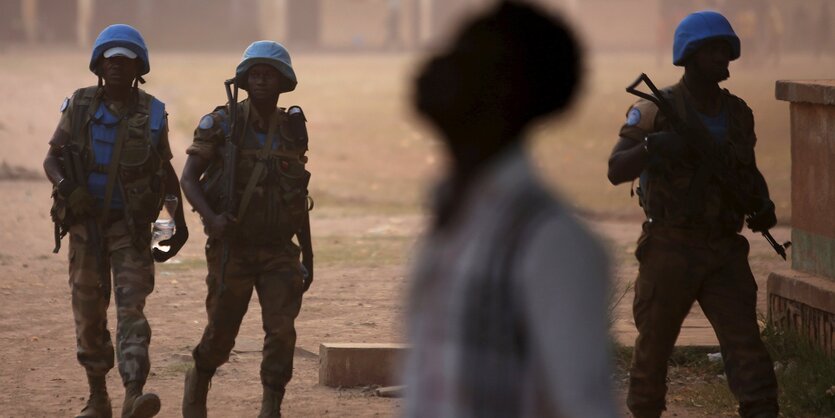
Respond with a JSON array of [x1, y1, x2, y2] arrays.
[[644, 220, 737, 242]]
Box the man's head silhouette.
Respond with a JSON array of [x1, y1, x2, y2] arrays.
[[414, 1, 583, 157]]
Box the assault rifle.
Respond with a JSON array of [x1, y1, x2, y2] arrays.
[[219, 78, 240, 293], [60, 144, 108, 287], [626, 73, 791, 260]]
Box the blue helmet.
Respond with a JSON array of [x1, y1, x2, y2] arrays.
[[235, 41, 297, 93], [89, 24, 150, 76], [673, 11, 740, 66]]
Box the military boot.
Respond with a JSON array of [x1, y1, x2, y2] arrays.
[[257, 385, 285, 418], [121, 382, 160, 418], [182, 367, 213, 418], [76, 374, 112, 418]]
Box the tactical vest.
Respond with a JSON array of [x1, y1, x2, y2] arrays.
[[637, 84, 757, 232], [68, 86, 167, 241], [202, 100, 311, 246]]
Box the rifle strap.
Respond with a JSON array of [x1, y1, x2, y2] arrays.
[[67, 87, 102, 177], [236, 107, 279, 221], [71, 88, 110, 288], [100, 113, 129, 226]]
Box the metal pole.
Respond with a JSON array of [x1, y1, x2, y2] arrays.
[[22, 0, 38, 43]]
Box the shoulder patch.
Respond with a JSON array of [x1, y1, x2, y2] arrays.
[[59, 97, 70, 113], [629, 99, 661, 132], [626, 108, 641, 126], [198, 115, 214, 130]]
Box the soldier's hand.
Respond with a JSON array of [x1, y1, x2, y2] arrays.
[[58, 178, 95, 218], [301, 259, 313, 293], [205, 212, 237, 239], [747, 200, 777, 233], [645, 132, 688, 159], [153, 226, 188, 262]]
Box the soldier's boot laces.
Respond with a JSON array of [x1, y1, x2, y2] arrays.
[[182, 367, 213, 418], [257, 385, 285, 418], [76, 375, 112, 418], [121, 382, 160, 418]]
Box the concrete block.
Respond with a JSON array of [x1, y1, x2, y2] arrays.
[[776, 80, 835, 106], [375, 385, 405, 398], [768, 270, 835, 354], [319, 343, 409, 388], [769, 270, 835, 314], [775, 79, 835, 278]]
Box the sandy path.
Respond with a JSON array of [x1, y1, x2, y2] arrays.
[[0, 180, 793, 416]]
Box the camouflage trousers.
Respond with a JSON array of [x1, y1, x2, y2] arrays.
[[627, 223, 778, 418], [192, 240, 304, 389], [68, 219, 154, 384]]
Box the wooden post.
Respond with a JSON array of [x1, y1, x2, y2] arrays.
[[563, 0, 579, 15], [22, 0, 38, 43], [386, 0, 402, 48], [258, 0, 288, 41], [418, 0, 432, 44], [77, 0, 93, 48]]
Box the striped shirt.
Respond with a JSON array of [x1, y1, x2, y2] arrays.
[[403, 146, 619, 418]]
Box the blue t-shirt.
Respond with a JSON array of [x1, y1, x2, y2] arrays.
[[698, 109, 728, 144]]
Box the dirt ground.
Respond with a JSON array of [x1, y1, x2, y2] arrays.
[[0, 179, 791, 417], [0, 48, 829, 417]]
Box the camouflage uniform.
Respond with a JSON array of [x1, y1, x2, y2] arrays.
[[186, 98, 307, 391], [619, 80, 778, 418], [68, 218, 155, 383], [54, 92, 172, 386]]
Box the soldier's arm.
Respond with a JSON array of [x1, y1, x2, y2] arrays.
[[182, 111, 226, 222], [747, 129, 771, 203], [157, 124, 188, 229], [180, 154, 216, 221], [162, 162, 187, 226], [743, 100, 772, 202], [607, 137, 647, 185], [43, 128, 68, 186], [43, 97, 74, 185], [607, 99, 659, 185]]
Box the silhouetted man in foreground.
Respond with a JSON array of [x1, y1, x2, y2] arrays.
[[403, 2, 618, 417]]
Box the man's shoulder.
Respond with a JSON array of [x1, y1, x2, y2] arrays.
[[619, 97, 661, 141], [195, 104, 232, 133], [56, 86, 98, 135], [209, 104, 231, 119], [135, 87, 165, 106], [629, 98, 660, 124], [508, 180, 597, 254], [517, 197, 609, 279], [66, 86, 99, 106]]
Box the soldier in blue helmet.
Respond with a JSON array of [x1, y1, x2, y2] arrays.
[[43, 24, 188, 418], [179, 40, 310, 418], [607, 11, 779, 418]]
